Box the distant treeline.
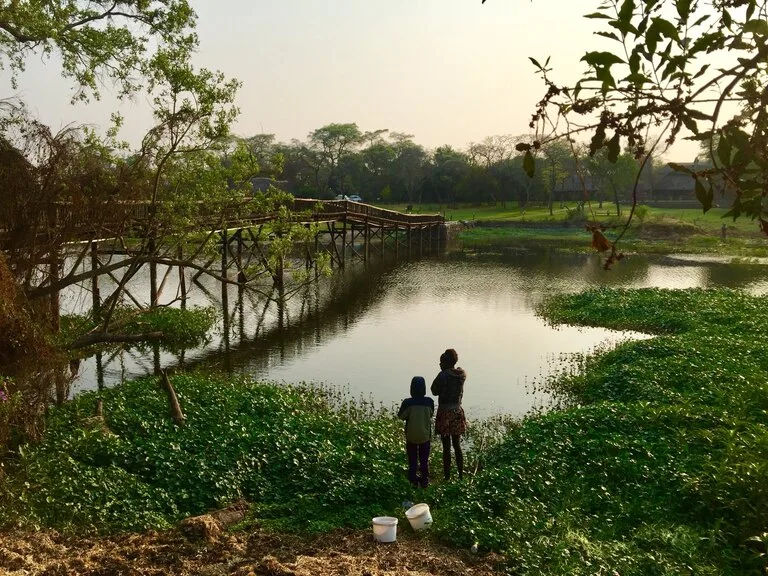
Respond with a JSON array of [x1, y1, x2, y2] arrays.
[[243, 123, 703, 210]]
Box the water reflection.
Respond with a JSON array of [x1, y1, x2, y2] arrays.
[[68, 247, 767, 417]]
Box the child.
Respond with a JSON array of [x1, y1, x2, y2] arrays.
[[397, 376, 435, 488]]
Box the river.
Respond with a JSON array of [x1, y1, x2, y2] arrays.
[[64, 247, 768, 418]]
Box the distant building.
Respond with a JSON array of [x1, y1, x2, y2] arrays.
[[249, 177, 294, 194], [641, 161, 732, 208]]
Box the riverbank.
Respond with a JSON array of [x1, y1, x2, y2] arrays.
[[457, 216, 768, 258], [2, 288, 767, 574]]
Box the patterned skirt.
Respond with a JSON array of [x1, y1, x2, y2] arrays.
[[435, 406, 467, 437]]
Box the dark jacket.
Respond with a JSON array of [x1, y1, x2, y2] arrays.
[[431, 367, 466, 407], [397, 376, 434, 444]]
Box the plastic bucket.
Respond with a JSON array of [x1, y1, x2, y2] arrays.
[[405, 503, 433, 531], [372, 516, 398, 542]]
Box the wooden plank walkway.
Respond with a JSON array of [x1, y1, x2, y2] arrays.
[[0, 198, 444, 248]]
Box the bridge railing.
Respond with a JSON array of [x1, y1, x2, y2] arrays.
[[293, 199, 443, 225], [1, 198, 444, 247]]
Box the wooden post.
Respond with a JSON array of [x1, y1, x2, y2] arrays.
[[395, 227, 399, 261], [364, 219, 370, 264], [407, 224, 412, 260], [314, 231, 320, 279], [90, 241, 100, 320], [160, 370, 185, 427], [236, 229, 246, 284], [96, 351, 105, 391], [148, 236, 158, 308], [178, 245, 187, 309], [341, 218, 347, 269], [221, 229, 229, 324]]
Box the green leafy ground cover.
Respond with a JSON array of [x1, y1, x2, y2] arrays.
[[429, 288, 768, 574], [458, 225, 768, 258], [0, 379, 409, 534], [2, 289, 767, 574]]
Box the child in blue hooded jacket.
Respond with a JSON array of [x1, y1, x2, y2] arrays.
[[397, 376, 434, 488]]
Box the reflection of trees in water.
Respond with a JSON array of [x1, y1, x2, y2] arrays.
[[74, 258, 401, 391], [446, 247, 652, 292], [71, 248, 764, 393], [188, 259, 399, 378], [703, 262, 768, 290]]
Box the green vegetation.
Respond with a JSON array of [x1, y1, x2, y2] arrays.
[[0, 377, 409, 534], [434, 202, 768, 257], [431, 288, 768, 574], [60, 306, 218, 354], [3, 288, 768, 574]]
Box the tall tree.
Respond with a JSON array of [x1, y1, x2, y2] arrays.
[[0, 0, 197, 101], [305, 123, 364, 196]]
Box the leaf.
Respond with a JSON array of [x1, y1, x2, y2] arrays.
[[529, 57, 543, 69], [590, 124, 607, 156], [716, 136, 732, 166], [682, 115, 698, 135], [722, 9, 732, 29], [618, 0, 635, 32], [668, 162, 693, 174], [744, 19, 768, 36], [651, 17, 680, 42], [676, 0, 691, 21], [695, 178, 713, 212], [607, 132, 620, 163], [523, 150, 535, 178], [584, 12, 612, 19], [581, 51, 625, 68], [596, 31, 621, 42]]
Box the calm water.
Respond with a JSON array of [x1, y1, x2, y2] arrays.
[[65, 247, 768, 418]]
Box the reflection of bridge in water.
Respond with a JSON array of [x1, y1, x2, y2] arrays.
[[80, 258, 398, 392], [12, 198, 445, 321]]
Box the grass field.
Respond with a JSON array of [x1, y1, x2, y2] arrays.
[[382, 202, 763, 236]]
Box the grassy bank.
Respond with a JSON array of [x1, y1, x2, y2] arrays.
[[2, 289, 767, 574], [431, 288, 768, 574], [458, 225, 768, 258]]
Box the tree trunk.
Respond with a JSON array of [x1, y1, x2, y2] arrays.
[[160, 370, 185, 427]]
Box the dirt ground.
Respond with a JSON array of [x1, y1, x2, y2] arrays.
[[0, 521, 507, 576]]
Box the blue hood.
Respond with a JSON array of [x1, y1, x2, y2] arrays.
[[410, 376, 426, 398]]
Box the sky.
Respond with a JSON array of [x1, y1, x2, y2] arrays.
[[4, 0, 700, 161]]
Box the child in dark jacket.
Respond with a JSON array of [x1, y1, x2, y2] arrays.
[[397, 376, 435, 488]]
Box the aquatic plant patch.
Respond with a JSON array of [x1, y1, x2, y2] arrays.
[[429, 287, 768, 575], [0, 377, 409, 533]]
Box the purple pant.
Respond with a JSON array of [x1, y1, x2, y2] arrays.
[[406, 441, 431, 488]]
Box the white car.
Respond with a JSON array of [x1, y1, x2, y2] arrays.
[[347, 195, 363, 202]]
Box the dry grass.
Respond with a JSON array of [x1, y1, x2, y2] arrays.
[[0, 526, 506, 576]]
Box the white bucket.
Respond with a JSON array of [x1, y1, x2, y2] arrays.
[[405, 503, 433, 531], [371, 516, 398, 542]]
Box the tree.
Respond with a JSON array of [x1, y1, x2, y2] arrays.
[[588, 150, 640, 216], [424, 146, 470, 205], [0, 0, 197, 101], [497, 0, 768, 264], [541, 141, 573, 215], [303, 123, 364, 197], [391, 134, 429, 204]]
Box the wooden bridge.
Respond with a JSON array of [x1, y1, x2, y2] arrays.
[[2, 197, 445, 316]]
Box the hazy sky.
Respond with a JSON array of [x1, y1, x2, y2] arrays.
[[5, 0, 699, 161]]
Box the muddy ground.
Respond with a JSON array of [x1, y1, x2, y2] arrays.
[[0, 522, 506, 576]]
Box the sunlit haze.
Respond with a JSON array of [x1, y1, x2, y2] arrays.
[[6, 0, 700, 161]]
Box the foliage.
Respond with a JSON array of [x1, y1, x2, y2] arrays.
[[3, 288, 768, 574], [509, 0, 768, 263], [0, 0, 197, 101], [428, 287, 768, 574], [0, 376, 410, 534]]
